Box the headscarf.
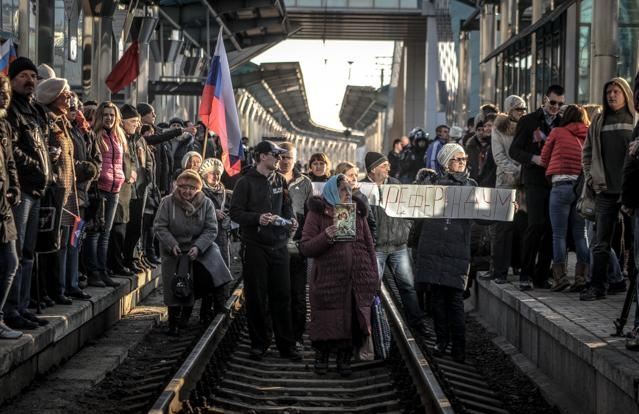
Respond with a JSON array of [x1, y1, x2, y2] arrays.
[[322, 174, 344, 206], [181, 151, 203, 170]]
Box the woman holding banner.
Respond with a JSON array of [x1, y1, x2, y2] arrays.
[[414, 143, 476, 363]]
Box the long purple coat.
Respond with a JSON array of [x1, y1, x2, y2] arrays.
[[299, 196, 378, 342]]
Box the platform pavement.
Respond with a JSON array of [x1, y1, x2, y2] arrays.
[[0, 268, 161, 406], [472, 254, 639, 414]]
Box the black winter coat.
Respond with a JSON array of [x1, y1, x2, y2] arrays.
[[230, 167, 294, 248], [69, 124, 101, 208], [0, 120, 19, 242], [414, 171, 477, 290], [8, 94, 52, 198], [509, 108, 560, 187]]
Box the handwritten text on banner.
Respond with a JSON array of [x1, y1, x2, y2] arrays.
[[311, 182, 516, 222]]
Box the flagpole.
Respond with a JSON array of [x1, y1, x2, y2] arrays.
[[202, 128, 209, 159]]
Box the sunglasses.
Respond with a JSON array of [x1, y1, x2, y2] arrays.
[[451, 157, 468, 163], [514, 107, 527, 111], [547, 100, 565, 107]]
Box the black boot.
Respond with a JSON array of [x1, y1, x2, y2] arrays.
[[167, 306, 180, 336], [100, 271, 120, 287], [313, 348, 329, 375], [200, 295, 214, 325], [337, 348, 352, 377], [88, 271, 106, 288], [179, 306, 193, 328]]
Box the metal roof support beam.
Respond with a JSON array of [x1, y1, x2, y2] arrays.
[[199, 0, 243, 52], [158, 8, 210, 58]]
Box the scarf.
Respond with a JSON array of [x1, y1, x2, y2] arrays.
[[75, 111, 91, 134], [172, 187, 206, 217], [322, 175, 342, 206]]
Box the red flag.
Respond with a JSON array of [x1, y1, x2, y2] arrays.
[[106, 41, 139, 93]]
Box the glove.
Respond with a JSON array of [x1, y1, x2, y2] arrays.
[[7, 187, 20, 207]]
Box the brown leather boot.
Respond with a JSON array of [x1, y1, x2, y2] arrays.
[[551, 263, 570, 292], [569, 262, 588, 292]]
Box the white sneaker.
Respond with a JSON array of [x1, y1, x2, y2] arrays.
[[0, 321, 23, 339]]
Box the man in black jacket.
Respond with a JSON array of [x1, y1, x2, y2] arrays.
[[4, 57, 52, 329], [230, 140, 300, 361], [509, 84, 564, 290]]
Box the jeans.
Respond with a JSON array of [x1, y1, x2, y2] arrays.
[[5, 194, 40, 317], [376, 247, 424, 325], [57, 225, 80, 295], [590, 193, 622, 291], [85, 191, 119, 272], [586, 221, 623, 284], [520, 186, 553, 284], [0, 241, 18, 321], [549, 183, 589, 265]]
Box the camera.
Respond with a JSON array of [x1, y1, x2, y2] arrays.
[[272, 217, 292, 227]]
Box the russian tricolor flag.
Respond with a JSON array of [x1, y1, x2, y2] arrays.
[[0, 39, 16, 76], [199, 29, 243, 176]]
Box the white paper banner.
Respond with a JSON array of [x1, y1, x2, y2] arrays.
[[311, 182, 516, 222]]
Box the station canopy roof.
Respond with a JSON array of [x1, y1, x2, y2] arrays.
[[155, 0, 295, 65], [339, 85, 388, 132], [149, 61, 360, 143]]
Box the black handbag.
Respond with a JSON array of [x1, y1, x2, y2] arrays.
[[171, 253, 193, 301], [35, 183, 65, 253]]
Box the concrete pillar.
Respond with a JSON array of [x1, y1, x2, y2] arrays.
[[479, 4, 496, 104], [530, 0, 543, 106], [81, 0, 117, 102], [404, 41, 426, 130], [564, 3, 578, 103], [456, 31, 471, 126], [18, 0, 38, 59], [37, 0, 54, 65], [499, 0, 511, 45], [589, 0, 618, 103], [424, 15, 445, 133]]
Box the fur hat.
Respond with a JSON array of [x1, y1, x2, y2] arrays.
[[176, 169, 202, 191], [199, 157, 224, 177], [8, 57, 37, 80], [35, 77, 69, 105], [37, 64, 56, 81], [437, 143, 466, 170], [365, 151, 388, 172]]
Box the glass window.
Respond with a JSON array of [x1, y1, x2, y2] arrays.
[[327, 0, 348, 6], [375, 0, 399, 7], [349, 0, 374, 7], [400, 0, 418, 7], [297, 0, 323, 6], [53, 0, 65, 75]]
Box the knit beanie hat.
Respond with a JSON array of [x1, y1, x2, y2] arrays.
[[365, 151, 388, 172], [136, 103, 154, 117], [37, 64, 56, 81], [176, 169, 202, 191], [35, 77, 69, 105], [9, 57, 38, 80], [437, 143, 466, 170], [199, 157, 224, 177], [120, 104, 139, 120], [181, 151, 203, 170], [503, 95, 526, 113]]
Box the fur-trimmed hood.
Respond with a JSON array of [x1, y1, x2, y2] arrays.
[[494, 113, 517, 136], [307, 194, 368, 217]]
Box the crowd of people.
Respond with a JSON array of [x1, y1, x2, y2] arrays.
[[2, 52, 639, 378]]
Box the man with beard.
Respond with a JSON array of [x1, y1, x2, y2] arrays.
[[230, 140, 300, 361], [3, 57, 51, 329]]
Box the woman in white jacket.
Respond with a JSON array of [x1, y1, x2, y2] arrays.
[[491, 95, 527, 284]]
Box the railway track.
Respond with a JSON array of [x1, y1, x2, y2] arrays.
[[149, 283, 452, 414]]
